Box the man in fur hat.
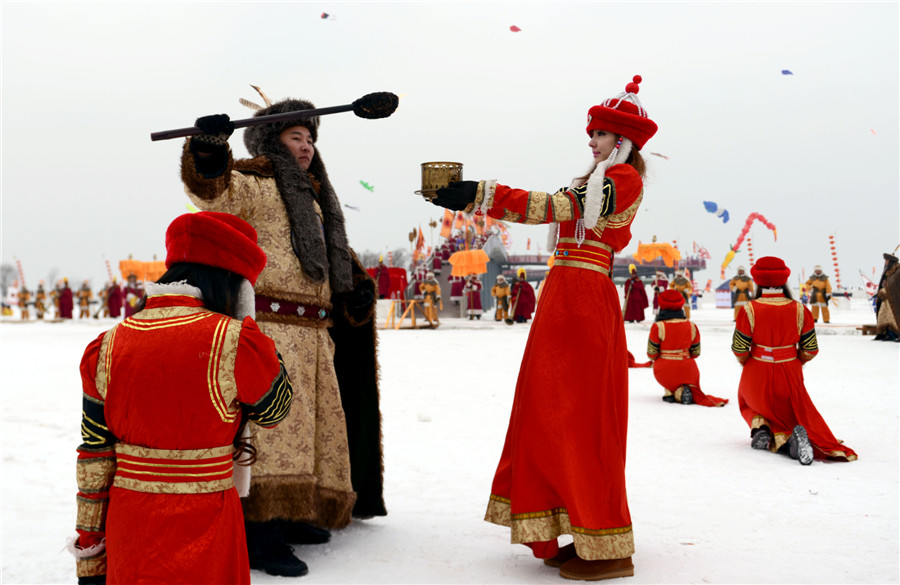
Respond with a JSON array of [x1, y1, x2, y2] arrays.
[[729, 266, 755, 321], [180, 96, 385, 576]]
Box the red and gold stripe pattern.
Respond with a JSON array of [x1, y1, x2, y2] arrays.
[[750, 343, 798, 363], [552, 238, 613, 275], [658, 349, 690, 360], [113, 444, 234, 494]]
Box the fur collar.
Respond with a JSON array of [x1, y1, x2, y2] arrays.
[[144, 280, 255, 320]]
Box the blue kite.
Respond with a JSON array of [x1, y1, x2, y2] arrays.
[[781, 69, 794, 75], [703, 201, 730, 223]]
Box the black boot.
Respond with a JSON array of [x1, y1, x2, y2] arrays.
[[751, 426, 772, 450], [245, 520, 309, 577], [281, 520, 331, 545], [788, 425, 814, 465], [680, 386, 694, 405]]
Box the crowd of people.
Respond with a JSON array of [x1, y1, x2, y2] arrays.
[[2, 275, 144, 321]]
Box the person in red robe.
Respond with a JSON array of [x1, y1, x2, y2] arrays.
[[623, 266, 649, 322], [463, 273, 484, 319], [106, 279, 123, 319], [374, 258, 392, 299], [70, 212, 294, 585], [647, 290, 728, 407], [732, 256, 857, 465], [432, 75, 657, 581], [58, 279, 74, 319], [510, 268, 536, 323]]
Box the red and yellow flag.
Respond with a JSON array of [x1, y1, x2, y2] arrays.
[[416, 226, 425, 253]]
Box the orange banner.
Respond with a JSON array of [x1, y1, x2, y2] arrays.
[[440, 209, 453, 238]]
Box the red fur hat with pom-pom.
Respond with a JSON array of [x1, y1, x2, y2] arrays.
[[586, 75, 658, 150]]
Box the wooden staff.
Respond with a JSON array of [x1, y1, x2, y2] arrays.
[[150, 91, 399, 142]]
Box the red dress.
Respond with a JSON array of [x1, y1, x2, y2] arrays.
[[732, 292, 856, 460], [482, 164, 641, 561], [623, 276, 649, 322], [647, 318, 728, 407], [73, 294, 294, 584], [106, 284, 123, 318], [59, 285, 74, 318]]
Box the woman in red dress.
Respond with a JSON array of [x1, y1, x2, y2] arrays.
[[732, 256, 856, 465], [70, 212, 294, 584], [648, 290, 728, 407], [433, 75, 657, 581]]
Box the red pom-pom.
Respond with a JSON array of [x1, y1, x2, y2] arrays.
[[625, 75, 642, 94]]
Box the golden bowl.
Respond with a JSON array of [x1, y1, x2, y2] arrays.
[[416, 161, 463, 200]]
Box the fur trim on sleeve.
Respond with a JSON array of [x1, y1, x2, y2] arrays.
[[180, 140, 234, 201], [66, 536, 106, 559]]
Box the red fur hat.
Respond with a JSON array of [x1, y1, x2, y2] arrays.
[[750, 256, 791, 287], [658, 289, 685, 310], [165, 212, 267, 285], [586, 75, 658, 150]]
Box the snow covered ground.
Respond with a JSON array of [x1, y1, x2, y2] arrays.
[[1, 297, 897, 584]]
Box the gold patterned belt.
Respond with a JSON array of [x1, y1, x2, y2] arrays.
[[750, 343, 798, 363], [553, 240, 613, 276], [113, 443, 234, 494]]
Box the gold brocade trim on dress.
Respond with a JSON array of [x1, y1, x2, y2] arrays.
[[95, 327, 117, 401], [485, 495, 635, 560], [75, 496, 107, 532], [557, 238, 614, 251], [208, 316, 241, 423], [113, 444, 235, 494], [552, 259, 610, 276]]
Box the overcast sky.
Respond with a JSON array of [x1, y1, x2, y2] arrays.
[[2, 1, 898, 290]]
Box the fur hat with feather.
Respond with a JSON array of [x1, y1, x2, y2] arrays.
[[239, 86, 353, 294]]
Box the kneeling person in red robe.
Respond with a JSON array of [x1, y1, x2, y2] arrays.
[[732, 256, 856, 465], [647, 290, 728, 407], [70, 212, 294, 585]]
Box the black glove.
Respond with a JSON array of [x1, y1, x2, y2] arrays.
[[432, 181, 479, 211], [189, 114, 233, 178], [195, 114, 234, 139], [78, 576, 106, 585]]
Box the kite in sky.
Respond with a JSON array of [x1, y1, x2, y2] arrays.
[[509, 25, 521, 32], [649, 152, 669, 160], [360, 180, 375, 192], [344, 204, 360, 211], [781, 69, 794, 75], [321, 12, 337, 20], [702, 201, 729, 223]]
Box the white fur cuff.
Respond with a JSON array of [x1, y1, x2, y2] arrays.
[[66, 536, 106, 559]]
